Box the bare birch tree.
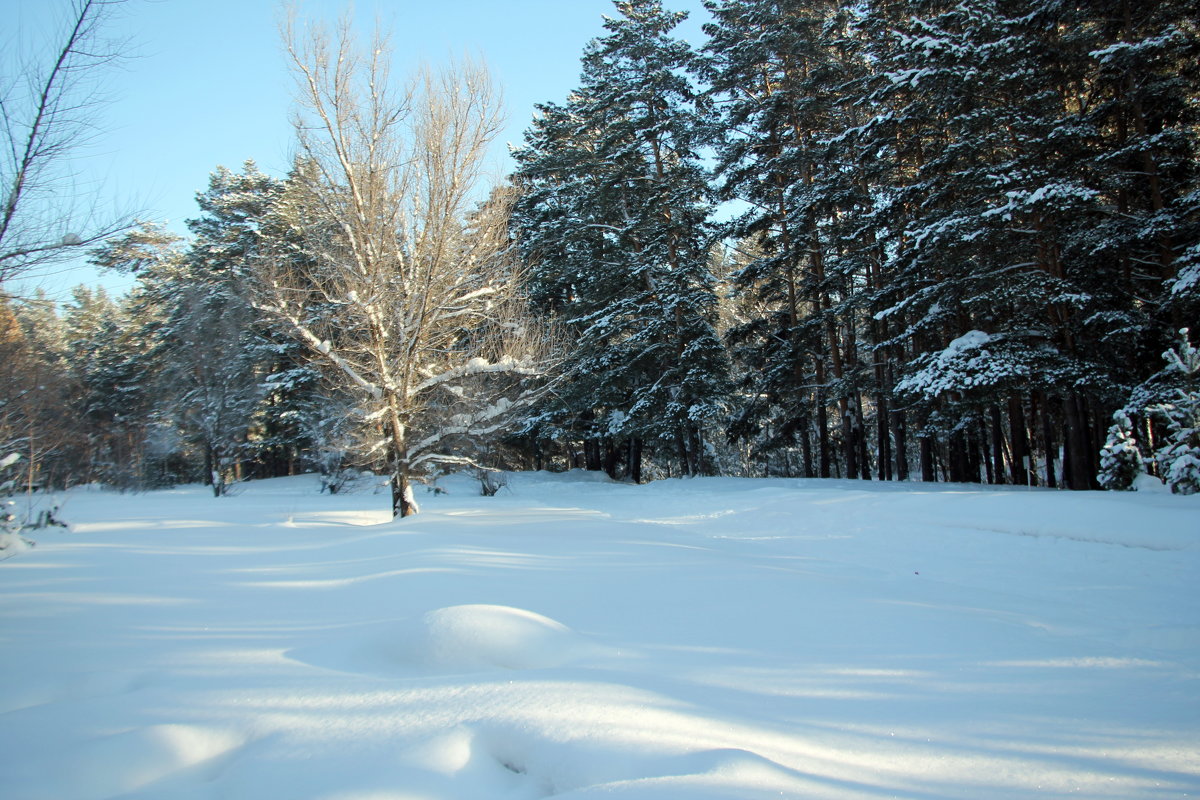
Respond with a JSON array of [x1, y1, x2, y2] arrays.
[[1, 0, 133, 289], [256, 13, 553, 517]]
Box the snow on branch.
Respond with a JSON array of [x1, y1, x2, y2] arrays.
[[412, 356, 542, 396], [252, 298, 384, 400]]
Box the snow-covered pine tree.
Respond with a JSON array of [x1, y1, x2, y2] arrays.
[[859, 0, 1132, 487], [1078, 0, 1200, 337], [1098, 411, 1145, 491], [61, 286, 153, 487], [1151, 395, 1200, 495], [702, 0, 874, 479], [123, 165, 281, 495], [1141, 329, 1200, 495], [513, 0, 730, 480], [88, 222, 192, 486], [511, 100, 620, 472]]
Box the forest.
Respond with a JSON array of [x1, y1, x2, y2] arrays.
[[2, 0, 1198, 516]]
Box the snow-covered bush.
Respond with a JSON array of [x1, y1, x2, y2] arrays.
[[1, 451, 70, 556], [476, 468, 508, 497], [1, 454, 33, 555], [1098, 412, 1143, 491]]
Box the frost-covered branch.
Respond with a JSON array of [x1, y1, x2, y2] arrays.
[[253, 296, 383, 400], [412, 356, 542, 396]]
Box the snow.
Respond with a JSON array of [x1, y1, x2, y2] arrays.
[[1, 473, 1198, 799], [895, 329, 1034, 397], [944, 328, 991, 353]]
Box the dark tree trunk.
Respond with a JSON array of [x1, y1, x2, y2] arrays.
[[967, 425, 982, 483], [603, 439, 621, 480], [920, 436, 935, 482], [948, 431, 970, 483], [989, 405, 1005, 484], [979, 418, 994, 485], [584, 438, 602, 472], [893, 407, 909, 481], [854, 396, 871, 480], [627, 437, 643, 484], [800, 417, 814, 478], [815, 361, 831, 478], [841, 402, 858, 481], [1041, 394, 1058, 488], [1008, 395, 1030, 485], [1063, 394, 1097, 490], [877, 391, 893, 481]]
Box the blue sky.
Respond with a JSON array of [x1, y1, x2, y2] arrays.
[[9, 0, 708, 299]]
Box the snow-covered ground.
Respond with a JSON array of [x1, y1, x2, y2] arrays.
[[1, 472, 1197, 799]]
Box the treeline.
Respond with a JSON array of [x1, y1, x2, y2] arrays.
[[1, 0, 1197, 499], [1, 166, 316, 493], [512, 0, 1199, 491]]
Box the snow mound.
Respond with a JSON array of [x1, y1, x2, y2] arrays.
[[34, 724, 245, 798], [290, 606, 606, 677], [411, 604, 596, 672]]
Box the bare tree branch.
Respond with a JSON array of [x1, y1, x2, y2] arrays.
[[0, 0, 135, 289], [256, 11, 558, 517]]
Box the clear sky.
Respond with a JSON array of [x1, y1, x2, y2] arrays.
[[8, 0, 709, 300]]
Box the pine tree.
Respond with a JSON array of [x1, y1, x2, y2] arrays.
[[857, 0, 1146, 487], [112, 166, 282, 495], [1098, 411, 1144, 491], [513, 0, 730, 479], [703, 0, 883, 479], [1128, 328, 1200, 494]]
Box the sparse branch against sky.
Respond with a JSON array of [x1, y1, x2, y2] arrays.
[[5, 0, 707, 299]]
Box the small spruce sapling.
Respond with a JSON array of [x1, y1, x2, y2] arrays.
[[1098, 412, 1144, 491], [1147, 329, 1200, 495], [1151, 397, 1200, 495]]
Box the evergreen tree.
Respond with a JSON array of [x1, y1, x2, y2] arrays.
[[112, 166, 283, 495], [1098, 411, 1144, 491], [175, 162, 283, 494], [87, 222, 187, 486], [513, 0, 730, 479], [702, 0, 872, 479]]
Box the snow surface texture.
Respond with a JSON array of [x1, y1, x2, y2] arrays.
[[1, 472, 1197, 799]]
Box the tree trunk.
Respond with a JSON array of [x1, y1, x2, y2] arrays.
[[979, 418, 993, 485], [876, 390, 892, 481], [392, 470, 417, 518], [893, 406, 909, 481], [387, 406, 417, 518], [799, 416, 814, 478], [1040, 393, 1058, 488], [603, 438, 621, 481], [815, 359, 831, 478], [1063, 394, 1095, 490], [627, 437, 643, 484], [989, 405, 1005, 484], [920, 436, 935, 482], [948, 431, 970, 483], [842, 403, 858, 480], [1008, 395, 1030, 485], [856, 401, 871, 480]]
